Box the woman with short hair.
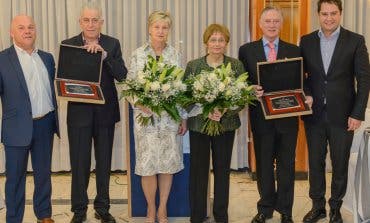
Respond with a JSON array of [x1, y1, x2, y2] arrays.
[[184, 23, 245, 223], [127, 10, 187, 223]]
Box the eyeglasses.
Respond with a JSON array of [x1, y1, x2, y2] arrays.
[[81, 17, 101, 25], [263, 19, 281, 25], [208, 38, 226, 43]]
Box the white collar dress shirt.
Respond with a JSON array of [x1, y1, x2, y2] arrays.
[[14, 43, 54, 118]]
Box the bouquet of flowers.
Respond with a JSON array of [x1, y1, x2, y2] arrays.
[[120, 55, 188, 126], [187, 63, 256, 136]]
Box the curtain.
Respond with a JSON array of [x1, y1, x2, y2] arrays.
[[342, 0, 370, 108], [0, 0, 251, 172]]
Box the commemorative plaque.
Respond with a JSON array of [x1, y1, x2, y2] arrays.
[[257, 57, 311, 119], [55, 44, 105, 104]]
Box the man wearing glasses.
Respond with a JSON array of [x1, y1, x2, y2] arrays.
[[61, 2, 127, 223]]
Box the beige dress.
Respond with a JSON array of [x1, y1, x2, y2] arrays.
[[128, 42, 184, 176], [0, 187, 4, 210]]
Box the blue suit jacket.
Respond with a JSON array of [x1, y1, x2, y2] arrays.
[[0, 45, 58, 147]]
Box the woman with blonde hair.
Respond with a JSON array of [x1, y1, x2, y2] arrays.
[[127, 11, 187, 223]]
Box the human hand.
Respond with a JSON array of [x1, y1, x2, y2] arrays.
[[136, 104, 153, 116], [252, 85, 264, 98], [208, 108, 223, 121], [305, 96, 313, 108], [348, 117, 362, 131], [177, 119, 187, 135], [84, 43, 107, 55]]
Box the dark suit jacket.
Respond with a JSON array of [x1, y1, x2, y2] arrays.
[[238, 39, 300, 134], [300, 27, 370, 127], [62, 33, 128, 127], [0, 46, 58, 146]]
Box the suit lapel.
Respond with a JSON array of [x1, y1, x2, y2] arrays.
[[326, 27, 345, 76], [254, 39, 267, 62], [277, 41, 286, 59], [8, 46, 29, 95], [313, 33, 327, 77], [73, 33, 85, 46], [38, 51, 53, 87], [99, 34, 107, 48]]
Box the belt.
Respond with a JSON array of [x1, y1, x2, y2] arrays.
[[33, 111, 52, 120]]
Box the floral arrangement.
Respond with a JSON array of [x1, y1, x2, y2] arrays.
[[120, 55, 188, 126], [187, 63, 256, 136]]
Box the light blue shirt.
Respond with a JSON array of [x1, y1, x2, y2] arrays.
[[262, 37, 279, 60], [14, 44, 54, 118], [318, 26, 340, 74]]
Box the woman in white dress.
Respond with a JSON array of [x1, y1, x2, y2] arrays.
[[127, 11, 187, 223]]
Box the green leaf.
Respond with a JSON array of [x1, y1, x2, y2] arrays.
[[159, 69, 167, 82]]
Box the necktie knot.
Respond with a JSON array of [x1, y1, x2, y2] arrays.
[[268, 42, 275, 49]]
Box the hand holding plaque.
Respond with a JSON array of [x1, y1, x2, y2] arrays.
[[55, 44, 105, 104], [257, 57, 312, 119]]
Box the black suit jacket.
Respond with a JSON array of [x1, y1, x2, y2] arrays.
[[62, 33, 128, 127], [238, 39, 300, 134], [300, 27, 370, 127]]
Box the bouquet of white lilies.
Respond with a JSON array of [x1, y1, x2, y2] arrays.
[[120, 55, 188, 126], [187, 63, 256, 136]]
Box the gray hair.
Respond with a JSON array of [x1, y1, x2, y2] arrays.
[[259, 6, 284, 22], [80, 1, 103, 19]]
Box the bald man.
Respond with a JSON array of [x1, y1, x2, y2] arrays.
[[0, 15, 58, 223]]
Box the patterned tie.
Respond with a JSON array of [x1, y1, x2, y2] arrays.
[[267, 42, 277, 62]]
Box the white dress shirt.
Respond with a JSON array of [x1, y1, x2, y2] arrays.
[[14, 44, 54, 118]]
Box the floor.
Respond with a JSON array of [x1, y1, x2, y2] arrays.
[[0, 172, 353, 223]]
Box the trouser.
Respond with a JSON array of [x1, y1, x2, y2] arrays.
[[189, 130, 235, 223], [305, 119, 353, 210], [68, 123, 115, 216], [5, 112, 55, 223]]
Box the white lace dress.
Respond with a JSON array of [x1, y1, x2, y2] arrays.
[[128, 43, 184, 176]]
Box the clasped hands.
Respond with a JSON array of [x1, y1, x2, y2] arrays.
[[208, 108, 226, 122], [136, 104, 187, 135]]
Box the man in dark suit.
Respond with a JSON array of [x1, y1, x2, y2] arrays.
[[239, 6, 305, 223], [0, 15, 58, 223], [300, 1, 370, 223], [62, 3, 127, 223]]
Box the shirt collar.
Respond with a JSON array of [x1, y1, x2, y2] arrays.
[[13, 42, 38, 54], [82, 33, 101, 44], [318, 26, 341, 39], [262, 37, 279, 47], [143, 40, 169, 52]]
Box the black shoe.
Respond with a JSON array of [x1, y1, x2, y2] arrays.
[[302, 208, 326, 223], [251, 213, 272, 223], [70, 214, 87, 223], [329, 209, 343, 223], [94, 212, 116, 223], [281, 214, 294, 223]]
